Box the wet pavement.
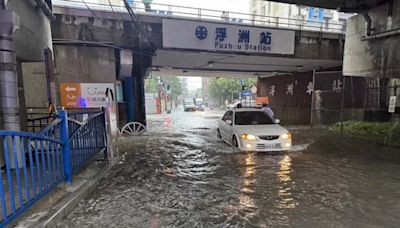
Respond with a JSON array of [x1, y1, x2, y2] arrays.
[[58, 108, 400, 228]]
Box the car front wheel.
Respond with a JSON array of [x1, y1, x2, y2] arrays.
[[232, 136, 238, 148]]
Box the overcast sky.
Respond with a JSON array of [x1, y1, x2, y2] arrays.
[[152, 0, 251, 14]]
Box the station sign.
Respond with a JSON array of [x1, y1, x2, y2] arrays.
[[60, 83, 115, 108], [162, 19, 295, 55]]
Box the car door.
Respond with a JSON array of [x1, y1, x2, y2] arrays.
[[220, 110, 233, 141], [224, 111, 234, 142]]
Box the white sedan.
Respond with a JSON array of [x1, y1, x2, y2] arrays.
[[217, 108, 292, 152]]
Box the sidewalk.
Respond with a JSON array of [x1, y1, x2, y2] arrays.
[[10, 135, 149, 228]]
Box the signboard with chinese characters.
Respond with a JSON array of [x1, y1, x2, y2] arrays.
[[60, 83, 115, 108], [162, 19, 295, 55]]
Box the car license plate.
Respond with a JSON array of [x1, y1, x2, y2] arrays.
[[265, 143, 280, 149]]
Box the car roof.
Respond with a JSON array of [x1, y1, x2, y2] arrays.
[[233, 108, 262, 112]]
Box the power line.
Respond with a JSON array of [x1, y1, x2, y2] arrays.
[[81, 0, 99, 18]]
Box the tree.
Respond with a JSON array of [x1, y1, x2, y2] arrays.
[[168, 77, 183, 100], [145, 77, 158, 93], [208, 77, 258, 104], [145, 76, 183, 101]]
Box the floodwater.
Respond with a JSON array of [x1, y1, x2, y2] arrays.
[[58, 108, 400, 228]]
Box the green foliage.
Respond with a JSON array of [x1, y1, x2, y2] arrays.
[[208, 77, 258, 102], [168, 77, 183, 100], [145, 78, 157, 93], [329, 121, 400, 146], [145, 76, 183, 101]]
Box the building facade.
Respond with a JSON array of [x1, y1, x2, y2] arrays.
[[250, 0, 352, 31]]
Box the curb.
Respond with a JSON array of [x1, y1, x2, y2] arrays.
[[41, 164, 113, 227], [12, 159, 118, 228]]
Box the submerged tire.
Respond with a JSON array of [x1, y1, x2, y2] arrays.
[[232, 136, 238, 148]]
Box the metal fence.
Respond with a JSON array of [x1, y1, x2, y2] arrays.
[[0, 115, 65, 225], [69, 111, 107, 173], [0, 109, 107, 226], [53, 0, 347, 34]]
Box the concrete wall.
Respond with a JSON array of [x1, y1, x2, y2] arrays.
[[54, 45, 116, 83], [21, 45, 117, 108], [54, 45, 117, 105], [257, 71, 367, 125], [7, 0, 53, 61], [258, 72, 313, 124], [343, 0, 400, 78], [21, 62, 48, 108]]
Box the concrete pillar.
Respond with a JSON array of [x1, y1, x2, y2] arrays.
[[132, 51, 150, 125], [0, 9, 22, 168], [0, 10, 20, 132]]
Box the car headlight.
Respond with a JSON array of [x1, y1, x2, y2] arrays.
[[281, 133, 292, 139], [241, 134, 257, 141]]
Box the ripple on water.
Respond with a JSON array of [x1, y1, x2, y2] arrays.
[[59, 112, 400, 228]]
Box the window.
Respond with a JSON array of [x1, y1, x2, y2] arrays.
[[222, 111, 233, 122], [226, 111, 233, 122], [235, 111, 275, 125]]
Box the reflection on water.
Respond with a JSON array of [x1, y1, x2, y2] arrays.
[[277, 155, 296, 209], [239, 153, 257, 218]]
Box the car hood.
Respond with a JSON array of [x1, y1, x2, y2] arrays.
[[234, 124, 288, 136]]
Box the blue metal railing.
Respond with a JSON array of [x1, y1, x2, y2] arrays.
[[0, 117, 65, 225], [69, 111, 107, 173], [0, 109, 107, 226], [27, 116, 55, 133]]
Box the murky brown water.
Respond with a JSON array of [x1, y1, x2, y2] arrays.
[[58, 109, 400, 228]]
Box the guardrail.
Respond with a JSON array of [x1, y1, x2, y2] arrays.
[[52, 0, 346, 34], [0, 116, 65, 225], [27, 116, 54, 133], [0, 109, 107, 226], [69, 111, 107, 174]]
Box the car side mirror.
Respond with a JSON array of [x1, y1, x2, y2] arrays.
[[226, 120, 233, 125], [275, 119, 280, 124]]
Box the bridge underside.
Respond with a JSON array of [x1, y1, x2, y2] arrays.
[[152, 49, 342, 78]]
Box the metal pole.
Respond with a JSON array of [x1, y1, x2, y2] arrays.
[[340, 75, 346, 137], [44, 48, 57, 107], [310, 70, 316, 128], [59, 109, 72, 183]]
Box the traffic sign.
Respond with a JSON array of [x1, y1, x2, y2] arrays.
[[251, 85, 258, 94], [241, 90, 252, 97]]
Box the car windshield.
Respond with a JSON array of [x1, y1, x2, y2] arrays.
[[235, 111, 275, 125]]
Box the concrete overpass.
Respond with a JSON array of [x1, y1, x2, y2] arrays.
[[51, 1, 345, 78], [39, 1, 348, 124]]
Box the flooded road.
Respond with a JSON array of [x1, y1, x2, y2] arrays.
[[59, 109, 400, 228]]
